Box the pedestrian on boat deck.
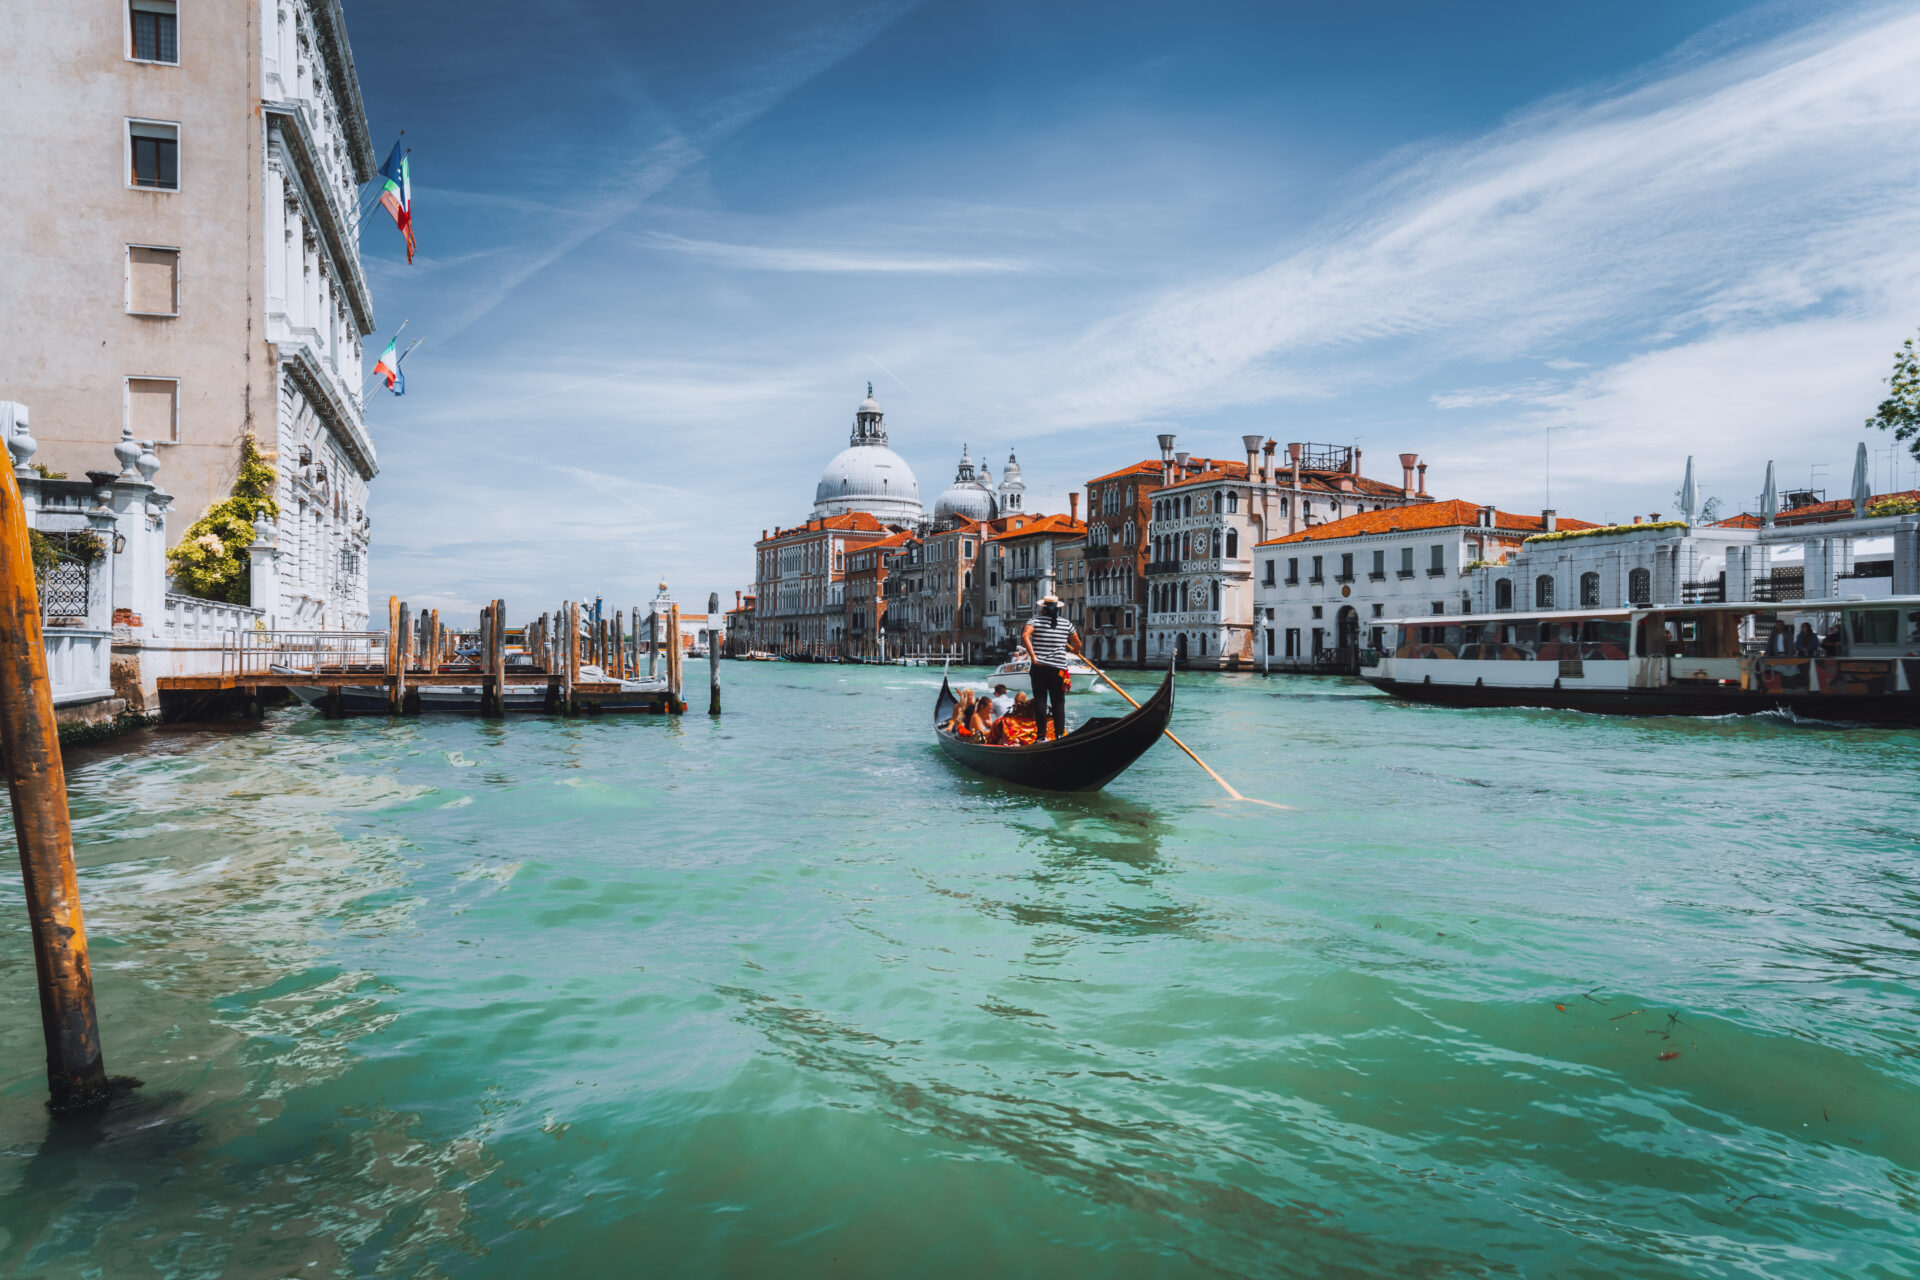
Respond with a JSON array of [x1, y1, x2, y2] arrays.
[[1021, 593, 1082, 744], [991, 683, 1014, 716], [1821, 620, 1845, 657], [1795, 623, 1820, 658]]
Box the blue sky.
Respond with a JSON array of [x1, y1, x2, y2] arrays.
[[345, 0, 1920, 620]]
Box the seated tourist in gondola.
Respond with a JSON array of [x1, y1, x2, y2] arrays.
[[986, 692, 1057, 746], [947, 688, 979, 736]]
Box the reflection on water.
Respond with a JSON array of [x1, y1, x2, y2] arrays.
[[3, 667, 1920, 1277]]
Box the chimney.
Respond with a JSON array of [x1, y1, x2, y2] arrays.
[[1353, 447, 1362, 476], [1542, 509, 1557, 533], [1288, 441, 1303, 491], [1174, 450, 1190, 474], [1242, 433, 1263, 483], [1399, 452, 1419, 495], [1069, 491, 1079, 521], [1158, 433, 1176, 485], [1416, 461, 1429, 497], [1263, 439, 1277, 484], [1480, 505, 1495, 528], [1632, 515, 1642, 524]]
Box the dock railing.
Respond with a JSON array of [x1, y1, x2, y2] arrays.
[[224, 630, 387, 677]]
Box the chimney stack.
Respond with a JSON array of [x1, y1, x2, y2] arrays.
[[1263, 439, 1277, 484], [1174, 451, 1190, 474], [1158, 432, 1177, 485], [1416, 461, 1429, 497], [1287, 442, 1303, 491], [1542, 509, 1557, 533], [1399, 453, 1419, 495], [1069, 491, 1079, 521], [1353, 447, 1362, 476], [1633, 515, 1642, 525], [1242, 433, 1263, 484], [1480, 505, 1495, 528]]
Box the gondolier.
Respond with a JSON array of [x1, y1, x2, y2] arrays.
[[1021, 594, 1082, 743]]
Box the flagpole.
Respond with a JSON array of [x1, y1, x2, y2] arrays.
[[361, 319, 409, 395]]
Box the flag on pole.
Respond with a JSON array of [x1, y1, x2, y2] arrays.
[[373, 338, 405, 395], [378, 140, 414, 263]]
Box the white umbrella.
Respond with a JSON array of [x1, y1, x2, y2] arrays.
[[1852, 441, 1871, 517], [1679, 455, 1697, 525], [1760, 460, 1777, 528]]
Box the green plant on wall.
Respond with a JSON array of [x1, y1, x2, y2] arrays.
[[1869, 494, 1920, 517], [166, 434, 278, 604], [28, 529, 106, 580]]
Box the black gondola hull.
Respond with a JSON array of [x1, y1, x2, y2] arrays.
[[932, 673, 1173, 792]]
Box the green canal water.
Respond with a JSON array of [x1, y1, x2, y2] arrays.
[[4, 664, 1920, 1277]]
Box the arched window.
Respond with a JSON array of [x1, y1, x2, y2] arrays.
[[1180, 581, 1189, 611], [1183, 495, 1192, 517], [1227, 492, 1239, 514], [1535, 575, 1555, 608], [1209, 580, 1220, 612], [1226, 528, 1239, 557], [1494, 578, 1513, 610], [1212, 531, 1222, 557], [1579, 572, 1600, 607], [1214, 490, 1224, 511], [1628, 568, 1651, 605]]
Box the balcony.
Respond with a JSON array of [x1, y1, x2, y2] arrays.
[[1426, 567, 1446, 577], [1284, 576, 1300, 587], [1307, 575, 1324, 585], [1334, 573, 1354, 584], [1146, 560, 1182, 576], [1369, 571, 1386, 582], [1397, 569, 1415, 579]]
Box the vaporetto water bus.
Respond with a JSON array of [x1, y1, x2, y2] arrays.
[[1360, 596, 1920, 724]]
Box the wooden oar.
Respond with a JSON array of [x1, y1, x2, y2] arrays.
[[1079, 655, 1290, 809]]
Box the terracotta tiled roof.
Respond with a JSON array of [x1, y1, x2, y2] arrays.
[[987, 513, 1087, 540], [1711, 489, 1919, 528], [1086, 457, 1237, 485], [1256, 499, 1598, 547], [761, 511, 906, 542]]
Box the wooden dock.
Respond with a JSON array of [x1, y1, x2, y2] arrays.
[[157, 597, 696, 718]]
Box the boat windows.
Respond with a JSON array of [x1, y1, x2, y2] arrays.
[[1849, 608, 1901, 647]]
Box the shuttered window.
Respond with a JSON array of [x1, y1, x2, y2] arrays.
[[128, 246, 178, 314], [128, 378, 178, 441]]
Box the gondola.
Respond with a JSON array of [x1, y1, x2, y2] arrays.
[[932, 670, 1174, 792]]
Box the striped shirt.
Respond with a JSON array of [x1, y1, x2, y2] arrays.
[[1026, 612, 1077, 668]]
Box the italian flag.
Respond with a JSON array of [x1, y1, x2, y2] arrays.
[[378, 141, 414, 263], [373, 338, 404, 395]]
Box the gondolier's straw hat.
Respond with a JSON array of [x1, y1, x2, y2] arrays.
[[1041, 593, 1061, 604]]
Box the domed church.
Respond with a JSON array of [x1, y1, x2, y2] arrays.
[[930, 446, 1028, 528], [811, 387, 924, 525]]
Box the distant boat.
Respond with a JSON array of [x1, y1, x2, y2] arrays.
[[990, 652, 1110, 694], [932, 671, 1172, 792]]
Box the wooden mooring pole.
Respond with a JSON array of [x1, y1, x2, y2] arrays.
[[0, 458, 122, 1110], [708, 592, 722, 715]]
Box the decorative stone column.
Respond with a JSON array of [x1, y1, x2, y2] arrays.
[[248, 512, 281, 629]]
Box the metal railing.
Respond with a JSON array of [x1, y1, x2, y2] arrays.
[[225, 630, 388, 676]]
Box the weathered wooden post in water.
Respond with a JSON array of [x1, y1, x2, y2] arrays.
[[709, 592, 721, 715], [0, 445, 123, 1109]]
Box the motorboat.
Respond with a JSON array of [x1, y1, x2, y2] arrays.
[[990, 652, 1111, 694]]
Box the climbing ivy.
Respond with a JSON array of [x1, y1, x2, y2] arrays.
[[166, 434, 278, 604]]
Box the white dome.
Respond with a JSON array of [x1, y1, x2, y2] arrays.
[[812, 444, 923, 523], [935, 482, 996, 524], [858, 396, 883, 416]]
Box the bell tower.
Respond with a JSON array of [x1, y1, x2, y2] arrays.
[[852, 383, 886, 446]]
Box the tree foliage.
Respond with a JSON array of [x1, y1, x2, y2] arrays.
[[1867, 328, 1920, 460], [166, 434, 278, 604]]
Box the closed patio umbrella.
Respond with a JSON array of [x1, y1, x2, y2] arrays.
[[1852, 441, 1871, 518]]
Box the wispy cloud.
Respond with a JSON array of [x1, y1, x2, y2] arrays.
[[1039, 6, 1920, 431], [644, 232, 1031, 275]]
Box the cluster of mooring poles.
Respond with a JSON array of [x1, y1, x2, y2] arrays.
[[164, 595, 728, 719]]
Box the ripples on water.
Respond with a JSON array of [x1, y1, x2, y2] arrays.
[[3, 666, 1920, 1277]]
